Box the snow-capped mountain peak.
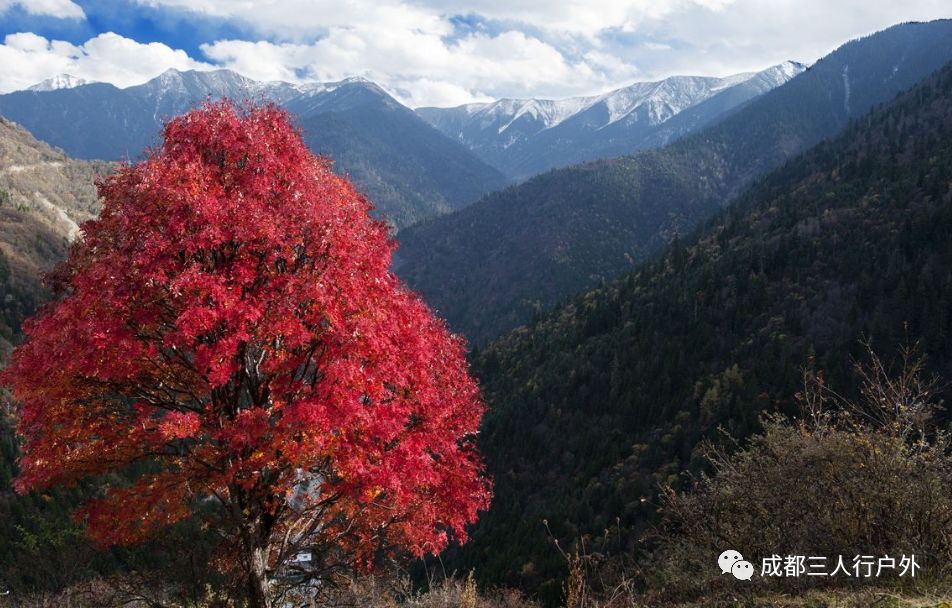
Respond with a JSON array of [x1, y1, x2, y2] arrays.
[[745, 60, 808, 89], [432, 62, 805, 142], [416, 61, 806, 178], [496, 97, 594, 133], [28, 74, 93, 92]]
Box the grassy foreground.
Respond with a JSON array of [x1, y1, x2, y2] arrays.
[[658, 590, 952, 608]]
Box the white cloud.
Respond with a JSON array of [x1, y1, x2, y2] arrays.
[[2, 1, 950, 106], [396, 79, 492, 108], [135, 0, 729, 38], [201, 28, 641, 107], [413, 0, 736, 37], [601, 0, 952, 78], [0, 32, 213, 93], [132, 0, 952, 107], [0, 0, 85, 19], [136, 0, 451, 39]]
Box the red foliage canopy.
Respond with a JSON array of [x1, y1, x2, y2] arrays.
[[2, 102, 490, 577]]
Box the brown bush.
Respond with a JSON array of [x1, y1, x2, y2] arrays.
[[644, 343, 952, 602]]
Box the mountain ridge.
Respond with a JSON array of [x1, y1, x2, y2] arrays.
[[462, 51, 952, 605], [417, 61, 805, 177], [0, 68, 507, 228], [396, 19, 952, 344]]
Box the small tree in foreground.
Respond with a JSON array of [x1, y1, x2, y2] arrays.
[[2, 101, 491, 607]]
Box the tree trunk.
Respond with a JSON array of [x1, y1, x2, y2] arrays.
[[248, 543, 273, 608], [233, 484, 276, 608]]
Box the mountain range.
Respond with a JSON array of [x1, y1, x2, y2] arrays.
[[0, 69, 507, 228], [462, 48, 952, 605], [395, 19, 952, 345], [418, 61, 805, 178], [0, 61, 812, 230], [3, 16, 952, 607]]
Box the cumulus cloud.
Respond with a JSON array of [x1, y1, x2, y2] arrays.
[[2, 0, 950, 106], [201, 29, 641, 107], [133, 0, 952, 106], [136, 0, 451, 40], [135, 0, 732, 38], [0, 32, 213, 93], [0, 0, 85, 19], [599, 0, 952, 77], [415, 0, 736, 37]]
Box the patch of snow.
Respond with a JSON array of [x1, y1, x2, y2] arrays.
[[469, 61, 805, 135], [842, 65, 851, 115], [28, 74, 92, 91], [495, 96, 597, 133], [599, 75, 733, 128], [462, 102, 491, 116]]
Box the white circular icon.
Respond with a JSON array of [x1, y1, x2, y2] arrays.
[[718, 549, 744, 575], [731, 560, 754, 580]]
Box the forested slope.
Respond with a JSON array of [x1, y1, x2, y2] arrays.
[[397, 20, 952, 344], [460, 57, 952, 603]]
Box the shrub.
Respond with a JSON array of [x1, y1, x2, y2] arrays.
[[646, 343, 952, 601]]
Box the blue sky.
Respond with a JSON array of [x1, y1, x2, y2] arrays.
[[0, 0, 949, 106]]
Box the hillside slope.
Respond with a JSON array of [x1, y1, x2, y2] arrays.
[[0, 117, 108, 359], [460, 56, 952, 603], [0, 117, 120, 590], [396, 20, 952, 344], [296, 82, 509, 227]]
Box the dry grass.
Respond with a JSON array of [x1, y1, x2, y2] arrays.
[[635, 588, 952, 608], [4, 573, 952, 608]]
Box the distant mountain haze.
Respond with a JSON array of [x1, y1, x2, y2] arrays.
[[0, 60, 809, 229], [418, 61, 805, 178], [396, 19, 952, 344], [0, 69, 507, 228]]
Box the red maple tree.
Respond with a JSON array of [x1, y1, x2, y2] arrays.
[[2, 101, 491, 607]]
